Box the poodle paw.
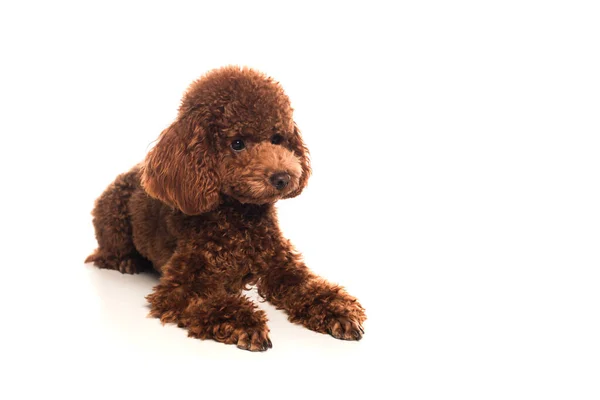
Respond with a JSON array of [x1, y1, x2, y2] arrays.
[[115, 258, 141, 274], [291, 293, 366, 340], [319, 298, 366, 341], [190, 322, 272, 352], [234, 327, 272, 352], [85, 251, 150, 274], [327, 316, 364, 341]]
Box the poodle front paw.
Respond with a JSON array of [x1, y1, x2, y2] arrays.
[[327, 316, 364, 341], [233, 327, 272, 352], [320, 298, 366, 341], [188, 321, 273, 351], [294, 292, 366, 340], [189, 322, 272, 352]]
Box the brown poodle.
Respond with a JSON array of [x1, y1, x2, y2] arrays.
[[85, 66, 366, 351]]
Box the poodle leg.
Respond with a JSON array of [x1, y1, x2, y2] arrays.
[[85, 169, 151, 274], [146, 258, 271, 351], [258, 258, 366, 341]]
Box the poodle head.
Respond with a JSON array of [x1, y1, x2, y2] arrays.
[[141, 66, 311, 215]]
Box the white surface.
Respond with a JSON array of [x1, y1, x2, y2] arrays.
[[1, 1, 599, 399]]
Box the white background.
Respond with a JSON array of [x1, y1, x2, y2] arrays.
[[1, 1, 599, 399]]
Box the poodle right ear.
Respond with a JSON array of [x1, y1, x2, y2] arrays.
[[140, 118, 221, 215], [284, 123, 311, 199]]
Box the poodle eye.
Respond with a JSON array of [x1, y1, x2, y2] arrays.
[[271, 134, 283, 145], [231, 139, 245, 151]]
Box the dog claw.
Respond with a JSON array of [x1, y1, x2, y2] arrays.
[[267, 338, 273, 348]]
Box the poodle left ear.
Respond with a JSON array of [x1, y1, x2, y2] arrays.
[[285, 123, 311, 198], [140, 117, 221, 215]]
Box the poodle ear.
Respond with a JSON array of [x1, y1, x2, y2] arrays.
[[141, 118, 221, 215], [285, 123, 311, 198]]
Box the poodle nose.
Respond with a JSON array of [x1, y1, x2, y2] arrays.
[[270, 172, 290, 190]]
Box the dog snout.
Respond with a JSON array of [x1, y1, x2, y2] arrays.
[[270, 172, 290, 190]]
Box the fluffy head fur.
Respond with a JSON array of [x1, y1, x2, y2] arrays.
[[141, 66, 311, 215]]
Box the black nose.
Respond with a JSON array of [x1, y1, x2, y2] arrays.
[[270, 172, 290, 190]]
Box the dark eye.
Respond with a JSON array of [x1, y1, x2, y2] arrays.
[[231, 139, 245, 151], [271, 134, 283, 145]]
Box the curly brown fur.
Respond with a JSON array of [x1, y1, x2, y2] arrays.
[[86, 66, 366, 351]]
